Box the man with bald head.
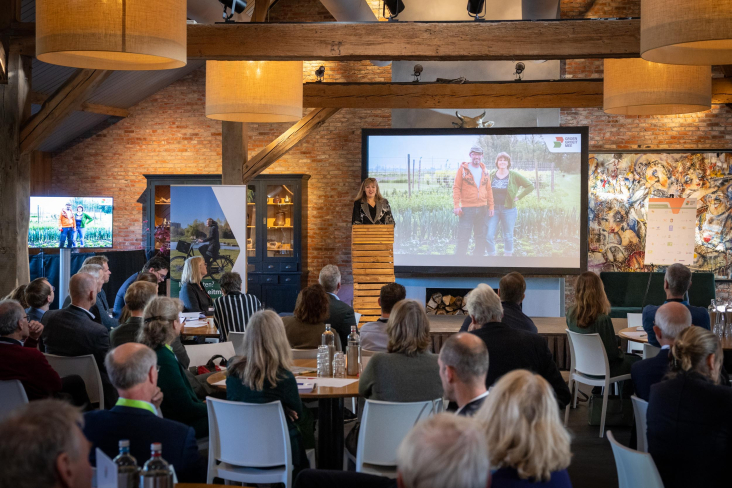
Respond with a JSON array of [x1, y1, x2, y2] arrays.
[[41, 273, 117, 407], [438, 333, 489, 416], [83, 343, 205, 483]]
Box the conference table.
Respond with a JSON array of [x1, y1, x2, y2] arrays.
[[181, 319, 219, 339], [208, 358, 359, 470]]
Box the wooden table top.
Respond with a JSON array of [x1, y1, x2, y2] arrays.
[[427, 315, 628, 335], [208, 359, 361, 399], [181, 318, 218, 338], [619, 326, 732, 350]]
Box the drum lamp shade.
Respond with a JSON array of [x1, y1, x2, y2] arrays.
[[641, 0, 732, 65], [603, 59, 711, 115], [36, 0, 187, 70], [206, 61, 304, 123]]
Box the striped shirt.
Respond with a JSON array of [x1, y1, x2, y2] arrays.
[[213, 292, 262, 342]]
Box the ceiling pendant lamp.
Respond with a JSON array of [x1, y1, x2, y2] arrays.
[[603, 59, 711, 115], [641, 0, 732, 65], [206, 61, 304, 123], [36, 0, 187, 70]]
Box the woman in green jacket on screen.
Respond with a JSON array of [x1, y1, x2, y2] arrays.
[[74, 205, 94, 247], [486, 152, 535, 256], [139, 296, 209, 438]]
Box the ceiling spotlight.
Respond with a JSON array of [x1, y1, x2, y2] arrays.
[[315, 65, 326, 82], [383, 0, 405, 21], [220, 0, 247, 21], [514, 62, 525, 81], [467, 0, 486, 20], [412, 64, 423, 82]]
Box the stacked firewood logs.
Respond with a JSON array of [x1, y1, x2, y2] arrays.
[[426, 292, 469, 315]]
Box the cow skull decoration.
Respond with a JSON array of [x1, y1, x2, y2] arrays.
[[452, 111, 495, 129]]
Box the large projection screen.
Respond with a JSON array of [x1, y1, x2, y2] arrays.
[[362, 128, 589, 275]]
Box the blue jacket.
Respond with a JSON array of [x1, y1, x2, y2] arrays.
[[25, 307, 46, 323], [631, 348, 670, 402], [113, 272, 139, 319], [642, 299, 710, 347], [83, 405, 205, 483]]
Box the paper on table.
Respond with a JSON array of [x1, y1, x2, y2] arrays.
[[295, 377, 358, 388], [213, 379, 227, 386], [623, 331, 647, 341]]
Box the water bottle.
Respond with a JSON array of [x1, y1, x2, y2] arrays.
[[321, 324, 335, 371], [112, 440, 138, 488], [346, 325, 361, 376], [715, 303, 726, 339], [317, 345, 331, 377], [333, 352, 346, 378], [139, 443, 173, 488]]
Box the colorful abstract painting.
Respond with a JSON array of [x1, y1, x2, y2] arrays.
[[589, 153, 732, 274]]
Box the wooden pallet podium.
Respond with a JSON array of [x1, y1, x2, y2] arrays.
[[352, 225, 395, 326]]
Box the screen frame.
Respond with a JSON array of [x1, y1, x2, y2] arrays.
[[28, 196, 115, 250], [361, 127, 589, 276]]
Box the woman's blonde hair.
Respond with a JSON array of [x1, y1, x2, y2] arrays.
[[475, 369, 572, 482], [229, 310, 292, 391], [354, 178, 384, 203], [181, 256, 205, 284], [669, 326, 723, 383], [387, 299, 431, 356], [569, 272, 610, 328], [138, 297, 183, 349]]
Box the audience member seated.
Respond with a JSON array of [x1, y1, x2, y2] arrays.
[[4, 284, 28, 308], [631, 302, 691, 401], [360, 282, 406, 352], [295, 413, 489, 488], [0, 399, 93, 488], [283, 284, 337, 350], [319, 264, 357, 348], [567, 272, 639, 385], [62, 264, 105, 326], [0, 299, 62, 400], [647, 327, 732, 488], [227, 310, 314, 477], [139, 297, 208, 438], [438, 332, 489, 416], [118, 272, 159, 323], [42, 273, 117, 408], [460, 272, 537, 333], [113, 255, 168, 319], [213, 271, 262, 342], [642, 263, 711, 347], [25, 277, 54, 323], [359, 299, 443, 402], [83, 343, 205, 483], [83, 255, 118, 330], [178, 256, 213, 314], [475, 370, 573, 487], [466, 284, 571, 409]]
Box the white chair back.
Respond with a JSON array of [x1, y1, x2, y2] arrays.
[[643, 343, 661, 359], [44, 354, 104, 409], [627, 313, 643, 328], [207, 398, 292, 486], [0, 380, 28, 422], [185, 342, 236, 367], [229, 332, 246, 356], [607, 430, 664, 488], [291, 349, 318, 360], [356, 399, 441, 475], [566, 330, 610, 377], [631, 395, 649, 453]]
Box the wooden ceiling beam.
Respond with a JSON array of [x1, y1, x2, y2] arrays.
[[30, 91, 129, 118], [251, 0, 269, 23]]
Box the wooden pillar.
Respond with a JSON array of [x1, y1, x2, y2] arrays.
[[0, 49, 31, 296], [222, 121, 248, 185]]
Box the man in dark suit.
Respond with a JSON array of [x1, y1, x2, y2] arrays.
[[439, 332, 489, 416], [632, 301, 692, 401], [62, 263, 117, 330], [42, 272, 118, 408], [460, 273, 538, 334], [466, 284, 571, 409], [319, 264, 357, 347], [83, 343, 205, 483]]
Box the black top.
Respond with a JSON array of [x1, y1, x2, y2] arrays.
[[179, 282, 213, 314], [202, 222, 220, 252], [631, 348, 670, 402], [648, 371, 732, 488], [460, 301, 538, 334], [352, 199, 395, 225], [491, 173, 509, 206]]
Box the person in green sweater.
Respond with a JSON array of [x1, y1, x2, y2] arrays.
[[74, 205, 94, 247], [138, 296, 208, 438], [226, 310, 314, 476], [486, 152, 535, 257], [567, 272, 640, 381]]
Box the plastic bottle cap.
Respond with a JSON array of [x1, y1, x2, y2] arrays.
[[151, 443, 162, 451], [119, 440, 130, 448]]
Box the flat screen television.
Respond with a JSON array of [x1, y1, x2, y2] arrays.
[[29, 197, 114, 249], [362, 128, 588, 275]]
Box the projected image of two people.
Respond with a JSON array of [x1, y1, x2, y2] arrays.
[[368, 134, 582, 263], [29, 197, 113, 249]]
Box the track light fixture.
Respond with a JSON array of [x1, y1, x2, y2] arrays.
[[412, 64, 423, 82], [383, 0, 405, 21], [514, 62, 525, 81], [220, 0, 247, 21], [467, 0, 486, 20], [315, 65, 326, 82]]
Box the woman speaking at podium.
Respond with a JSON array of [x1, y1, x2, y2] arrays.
[[352, 178, 395, 225]]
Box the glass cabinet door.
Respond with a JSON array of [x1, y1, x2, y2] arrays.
[[265, 184, 295, 259], [246, 184, 256, 258]]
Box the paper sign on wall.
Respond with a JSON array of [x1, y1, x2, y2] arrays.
[[645, 198, 697, 265]]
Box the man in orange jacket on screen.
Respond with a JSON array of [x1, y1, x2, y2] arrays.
[[452, 145, 494, 256], [58, 202, 76, 248]]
